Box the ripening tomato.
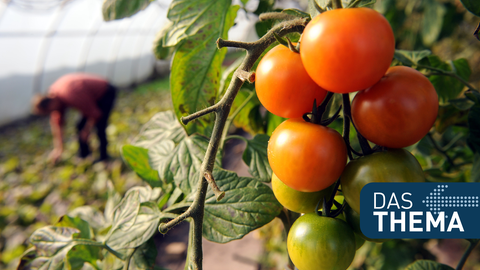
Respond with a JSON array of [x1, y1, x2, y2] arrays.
[[268, 118, 347, 192], [255, 45, 328, 118], [340, 149, 426, 214], [300, 8, 395, 93], [272, 173, 334, 213], [351, 66, 439, 148], [288, 213, 356, 270]]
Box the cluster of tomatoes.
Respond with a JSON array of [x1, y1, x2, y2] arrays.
[[255, 7, 439, 270]]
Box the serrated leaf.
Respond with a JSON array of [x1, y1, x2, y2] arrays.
[[394, 50, 431, 66], [56, 216, 93, 240], [102, 0, 152, 21], [199, 169, 282, 243], [126, 185, 162, 203], [243, 134, 272, 182], [427, 56, 471, 103], [170, 5, 239, 136], [163, 0, 235, 47], [153, 22, 175, 60], [106, 191, 141, 249], [28, 227, 79, 270], [107, 201, 161, 250], [230, 89, 264, 135], [122, 145, 161, 187], [133, 111, 186, 148], [68, 206, 107, 232], [460, 0, 480, 17], [405, 260, 454, 270], [421, 0, 446, 46], [156, 135, 222, 195], [467, 105, 480, 153]]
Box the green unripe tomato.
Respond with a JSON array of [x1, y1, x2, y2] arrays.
[[272, 173, 334, 213], [341, 149, 425, 214], [287, 213, 356, 270]]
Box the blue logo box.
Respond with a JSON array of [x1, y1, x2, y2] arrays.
[[360, 182, 480, 239]]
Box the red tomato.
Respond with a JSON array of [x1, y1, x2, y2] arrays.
[[351, 66, 439, 148], [268, 118, 347, 192], [300, 8, 395, 93], [256, 45, 328, 118]]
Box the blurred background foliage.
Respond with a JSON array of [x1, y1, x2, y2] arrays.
[[1, 0, 480, 269]]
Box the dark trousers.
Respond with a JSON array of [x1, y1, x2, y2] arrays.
[[76, 84, 116, 160]]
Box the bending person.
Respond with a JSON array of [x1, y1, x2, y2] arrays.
[[33, 73, 116, 164]]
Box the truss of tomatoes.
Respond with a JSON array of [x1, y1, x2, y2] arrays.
[[255, 7, 439, 270]]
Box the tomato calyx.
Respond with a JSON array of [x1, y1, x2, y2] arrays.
[[302, 92, 342, 126], [315, 180, 345, 218], [273, 33, 300, 53]]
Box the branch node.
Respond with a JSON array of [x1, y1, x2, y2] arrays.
[[204, 171, 225, 201], [235, 70, 256, 83], [217, 38, 251, 50]]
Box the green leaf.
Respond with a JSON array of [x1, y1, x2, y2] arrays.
[[153, 22, 175, 60], [28, 227, 80, 269], [230, 89, 264, 135], [56, 216, 93, 240], [163, 0, 236, 47], [156, 135, 222, 195], [107, 201, 161, 250], [460, 0, 480, 17], [199, 169, 282, 243], [106, 190, 141, 249], [427, 56, 471, 103], [449, 98, 475, 111], [266, 112, 286, 136], [282, 8, 311, 19], [122, 145, 161, 187], [127, 240, 158, 270], [170, 5, 239, 136], [254, 0, 275, 16], [68, 206, 106, 232], [133, 111, 186, 148], [243, 135, 272, 182], [472, 153, 480, 182], [394, 50, 431, 66], [66, 243, 101, 270], [102, 0, 152, 21], [467, 105, 480, 153], [405, 260, 454, 270], [421, 0, 446, 46]]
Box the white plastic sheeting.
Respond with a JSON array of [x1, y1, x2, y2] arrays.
[[0, 0, 171, 126]]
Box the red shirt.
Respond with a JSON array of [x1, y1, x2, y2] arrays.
[[49, 73, 109, 126]]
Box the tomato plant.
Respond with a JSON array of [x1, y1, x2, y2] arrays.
[[287, 213, 356, 270], [300, 7, 395, 93], [268, 118, 347, 192], [272, 173, 334, 213], [255, 45, 327, 118], [352, 66, 439, 148], [341, 149, 426, 214]]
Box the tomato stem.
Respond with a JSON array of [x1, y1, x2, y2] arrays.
[[311, 91, 334, 125], [342, 93, 373, 156]]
